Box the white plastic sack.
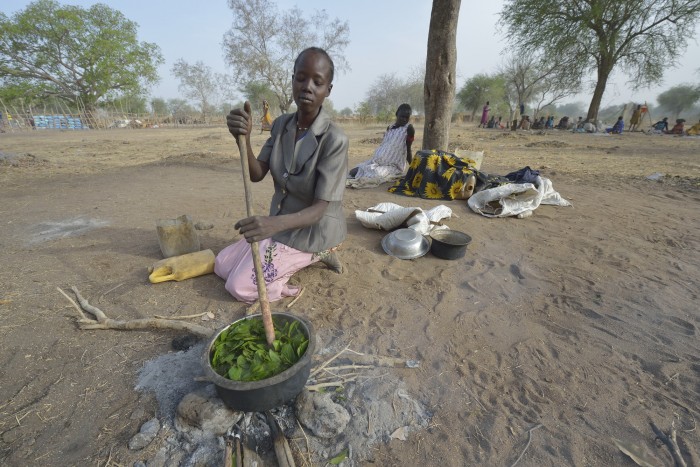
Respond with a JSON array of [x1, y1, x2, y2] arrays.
[[355, 202, 452, 235], [467, 176, 571, 218]]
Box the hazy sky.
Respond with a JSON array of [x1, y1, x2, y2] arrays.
[[5, 1, 700, 110]]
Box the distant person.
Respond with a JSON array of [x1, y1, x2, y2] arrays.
[[575, 117, 584, 129], [348, 103, 414, 184], [583, 121, 597, 133], [532, 116, 545, 130], [686, 119, 700, 136], [486, 115, 496, 128], [668, 119, 685, 135], [511, 105, 521, 131], [479, 101, 490, 128], [519, 115, 531, 130], [545, 115, 554, 129], [652, 117, 669, 133], [606, 116, 624, 134], [629, 104, 642, 132], [260, 99, 272, 133], [555, 116, 569, 129]]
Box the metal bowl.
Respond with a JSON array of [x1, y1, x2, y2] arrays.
[[381, 228, 430, 260], [430, 229, 472, 260]]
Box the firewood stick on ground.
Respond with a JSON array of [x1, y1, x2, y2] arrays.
[[58, 286, 213, 337], [266, 411, 296, 467], [245, 300, 260, 316], [154, 312, 208, 320], [223, 438, 233, 467], [510, 424, 543, 467], [286, 287, 305, 309], [650, 422, 687, 467]]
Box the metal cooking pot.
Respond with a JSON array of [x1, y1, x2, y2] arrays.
[[202, 312, 316, 412], [430, 229, 472, 260]]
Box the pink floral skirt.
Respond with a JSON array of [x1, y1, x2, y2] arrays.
[[215, 238, 322, 304]]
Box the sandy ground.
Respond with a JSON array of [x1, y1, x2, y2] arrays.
[[1, 122, 699, 466]]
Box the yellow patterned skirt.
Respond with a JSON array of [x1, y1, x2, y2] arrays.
[[388, 149, 478, 200]]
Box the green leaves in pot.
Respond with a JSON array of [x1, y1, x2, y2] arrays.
[[210, 317, 309, 382]]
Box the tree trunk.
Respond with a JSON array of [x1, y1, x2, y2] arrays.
[[586, 60, 613, 123], [422, 0, 461, 151]]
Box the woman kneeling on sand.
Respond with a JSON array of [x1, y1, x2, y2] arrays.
[[215, 47, 347, 304]]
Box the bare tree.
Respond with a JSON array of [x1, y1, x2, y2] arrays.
[[423, 0, 461, 151], [363, 69, 424, 118], [499, 53, 579, 120], [404, 66, 426, 114], [171, 60, 226, 122], [223, 0, 349, 113]]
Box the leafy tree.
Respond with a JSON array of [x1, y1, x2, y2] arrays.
[[423, 0, 461, 151], [103, 94, 148, 114], [365, 73, 405, 115], [220, 102, 241, 115], [325, 99, 339, 117], [656, 84, 700, 119], [171, 59, 227, 122], [223, 0, 350, 113], [0, 81, 42, 110], [500, 0, 700, 122], [339, 107, 353, 117], [354, 101, 373, 124], [167, 99, 194, 115], [150, 98, 169, 115], [457, 73, 505, 120], [0, 0, 163, 113]]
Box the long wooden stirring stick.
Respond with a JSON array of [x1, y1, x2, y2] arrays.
[[236, 135, 276, 346]]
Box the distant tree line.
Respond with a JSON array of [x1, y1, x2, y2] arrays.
[[2, 0, 700, 132]]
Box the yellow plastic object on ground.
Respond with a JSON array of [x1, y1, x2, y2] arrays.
[[148, 249, 216, 283]]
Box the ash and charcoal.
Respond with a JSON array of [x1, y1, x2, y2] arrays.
[[131, 337, 431, 466]]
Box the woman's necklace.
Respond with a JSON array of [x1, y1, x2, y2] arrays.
[[297, 125, 309, 132]]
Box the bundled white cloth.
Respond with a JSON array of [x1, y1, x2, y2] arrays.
[[346, 174, 403, 189], [355, 202, 453, 235], [467, 176, 571, 218]]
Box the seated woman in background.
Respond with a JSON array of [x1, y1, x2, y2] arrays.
[[652, 117, 669, 133], [686, 119, 700, 136], [555, 116, 569, 129], [347, 103, 415, 186], [519, 115, 531, 130], [606, 116, 624, 134], [668, 119, 685, 135]]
